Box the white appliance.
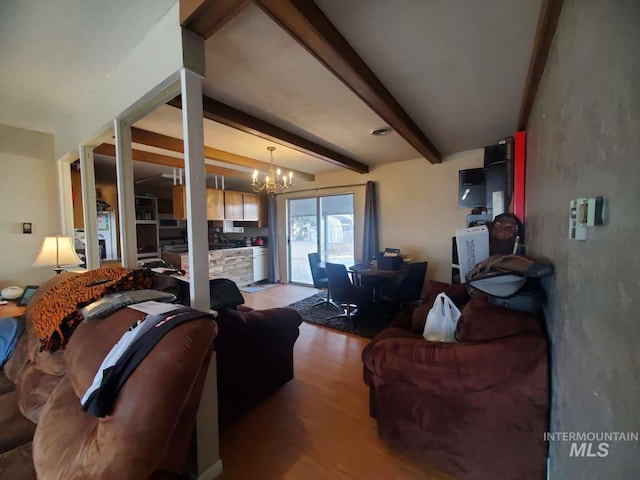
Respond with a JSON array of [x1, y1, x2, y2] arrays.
[[252, 247, 268, 282], [96, 211, 118, 260]]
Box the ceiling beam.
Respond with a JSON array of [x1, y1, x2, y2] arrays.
[[168, 95, 369, 174], [518, 0, 565, 130], [129, 127, 316, 181], [182, 0, 251, 39], [254, 0, 441, 164], [94, 143, 250, 179]]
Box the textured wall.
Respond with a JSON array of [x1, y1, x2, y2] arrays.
[[525, 0, 640, 478]]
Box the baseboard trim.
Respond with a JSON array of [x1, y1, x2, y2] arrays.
[[198, 459, 224, 480]]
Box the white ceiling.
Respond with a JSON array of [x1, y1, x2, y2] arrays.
[[1, 0, 543, 190]]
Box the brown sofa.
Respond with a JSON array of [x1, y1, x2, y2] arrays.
[[362, 282, 549, 480], [0, 271, 216, 479]]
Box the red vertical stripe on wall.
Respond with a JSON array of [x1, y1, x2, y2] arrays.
[[514, 131, 526, 223]]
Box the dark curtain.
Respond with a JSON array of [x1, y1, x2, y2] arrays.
[[267, 194, 280, 283], [362, 181, 379, 263]]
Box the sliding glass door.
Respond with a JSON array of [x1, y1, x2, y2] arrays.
[[288, 194, 355, 285]]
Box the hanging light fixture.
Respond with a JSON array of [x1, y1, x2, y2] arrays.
[[251, 146, 293, 194]]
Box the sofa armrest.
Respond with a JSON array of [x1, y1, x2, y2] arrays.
[[214, 307, 302, 349], [362, 333, 547, 394]]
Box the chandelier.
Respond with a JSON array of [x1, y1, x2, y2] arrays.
[[251, 146, 293, 194]]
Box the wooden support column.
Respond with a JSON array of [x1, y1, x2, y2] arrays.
[[79, 145, 100, 270], [181, 67, 221, 479], [114, 120, 138, 269]]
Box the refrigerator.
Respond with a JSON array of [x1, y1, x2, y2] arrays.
[[97, 211, 118, 260]]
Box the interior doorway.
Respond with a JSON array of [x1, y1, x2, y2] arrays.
[[288, 194, 355, 285]]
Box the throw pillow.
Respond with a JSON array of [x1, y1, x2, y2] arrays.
[[455, 295, 543, 342]]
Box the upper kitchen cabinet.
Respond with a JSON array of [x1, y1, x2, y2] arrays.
[[206, 189, 224, 220], [173, 185, 264, 224], [224, 191, 244, 220], [174, 185, 225, 220], [242, 193, 260, 221], [172, 185, 186, 220]]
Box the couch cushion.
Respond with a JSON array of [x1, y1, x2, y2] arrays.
[[0, 442, 35, 480], [15, 363, 63, 423], [0, 369, 15, 396], [0, 391, 36, 455], [455, 294, 544, 342]]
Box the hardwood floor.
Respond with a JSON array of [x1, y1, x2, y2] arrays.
[[217, 284, 453, 480]]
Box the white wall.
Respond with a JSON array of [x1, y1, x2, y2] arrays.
[[277, 149, 483, 283], [0, 124, 60, 287]]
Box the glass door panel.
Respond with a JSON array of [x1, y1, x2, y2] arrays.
[[288, 194, 354, 285], [289, 198, 318, 284]]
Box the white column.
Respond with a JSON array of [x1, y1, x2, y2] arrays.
[[181, 67, 221, 479], [56, 159, 75, 237], [114, 119, 138, 269], [79, 145, 99, 270]]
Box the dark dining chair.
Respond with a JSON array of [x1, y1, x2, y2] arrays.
[[378, 261, 428, 310], [325, 262, 373, 323], [308, 253, 339, 309]]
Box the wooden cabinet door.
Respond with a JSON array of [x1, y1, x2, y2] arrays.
[[206, 189, 224, 220], [224, 191, 244, 220], [242, 193, 260, 221], [172, 185, 186, 219]]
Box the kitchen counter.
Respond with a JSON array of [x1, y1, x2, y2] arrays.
[[161, 246, 267, 287]]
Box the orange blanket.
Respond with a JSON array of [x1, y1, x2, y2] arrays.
[[31, 268, 154, 352]]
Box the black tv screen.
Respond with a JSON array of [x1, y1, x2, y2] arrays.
[[458, 168, 486, 208]]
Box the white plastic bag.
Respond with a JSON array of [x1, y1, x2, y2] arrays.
[[423, 292, 461, 342]]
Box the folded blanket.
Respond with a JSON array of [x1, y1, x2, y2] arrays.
[[0, 317, 23, 365]]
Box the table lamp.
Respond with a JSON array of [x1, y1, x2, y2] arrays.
[[33, 235, 83, 275]]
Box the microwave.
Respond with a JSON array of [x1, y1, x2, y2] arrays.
[[158, 214, 185, 229]]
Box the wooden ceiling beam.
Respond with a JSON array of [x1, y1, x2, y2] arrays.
[[254, 0, 441, 164], [129, 127, 316, 181], [182, 0, 251, 39], [168, 95, 369, 174], [518, 0, 565, 130], [94, 143, 249, 179]]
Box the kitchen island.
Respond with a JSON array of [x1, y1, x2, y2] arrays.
[[162, 245, 267, 287]]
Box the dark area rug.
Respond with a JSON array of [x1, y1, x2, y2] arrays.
[[286, 293, 399, 339]]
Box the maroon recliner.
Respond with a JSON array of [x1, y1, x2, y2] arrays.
[[362, 282, 549, 480]]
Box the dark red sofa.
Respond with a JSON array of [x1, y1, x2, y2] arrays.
[[362, 282, 549, 480]]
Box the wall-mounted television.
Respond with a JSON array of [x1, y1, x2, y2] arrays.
[[458, 168, 486, 208]]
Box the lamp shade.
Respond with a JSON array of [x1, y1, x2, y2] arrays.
[[33, 236, 83, 273]]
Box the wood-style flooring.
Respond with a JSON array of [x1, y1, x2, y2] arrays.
[[217, 284, 453, 480]]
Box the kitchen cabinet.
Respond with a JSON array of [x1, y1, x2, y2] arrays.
[[242, 193, 260, 221], [224, 191, 244, 220], [174, 185, 263, 223], [172, 185, 186, 220], [207, 188, 224, 220]]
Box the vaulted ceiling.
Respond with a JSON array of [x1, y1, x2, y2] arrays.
[[1, 0, 562, 191]]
